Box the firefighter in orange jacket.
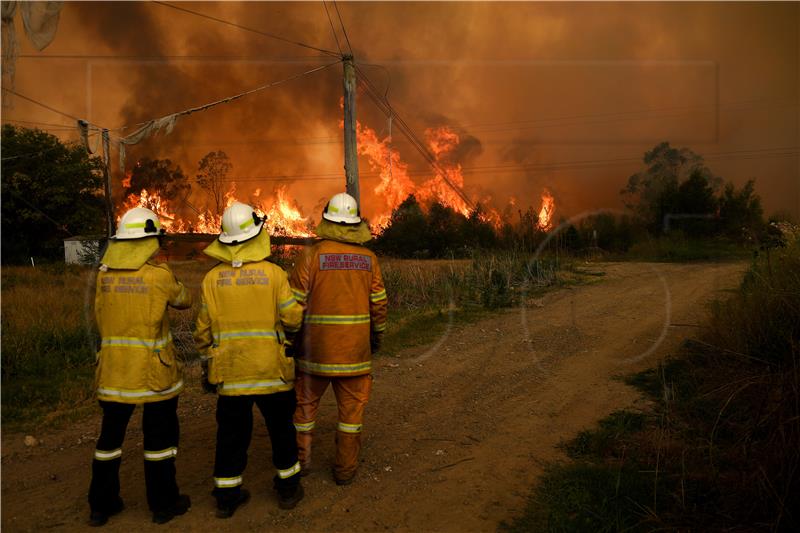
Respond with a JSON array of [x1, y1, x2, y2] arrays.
[[90, 207, 192, 527], [194, 202, 305, 518], [290, 192, 388, 485]]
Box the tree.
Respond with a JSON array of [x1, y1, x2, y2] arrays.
[[460, 204, 498, 250], [196, 150, 232, 216], [426, 201, 464, 256], [128, 158, 190, 202], [1, 125, 105, 263], [375, 195, 429, 257], [670, 168, 719, 237], [718, 180, 763, 240], [622, 142, 720, 234]]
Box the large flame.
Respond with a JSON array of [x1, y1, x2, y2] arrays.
[[118, 182, 312, 237], [537, 189, 555, 231], [117, 122, 555, 238], [355, 122, 481, 230], [255, 185, 313, 237]]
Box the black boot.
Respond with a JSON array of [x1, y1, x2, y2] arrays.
[[152, 494, 191, 525], [277, 482, 304, 510], [88, 497, 124, 527], [216, 489, 250, 519]]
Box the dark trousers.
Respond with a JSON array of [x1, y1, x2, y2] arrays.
[[213, 391, 299, 503], [88, 397, 180, 513]]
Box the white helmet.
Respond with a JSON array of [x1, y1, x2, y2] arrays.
[[219, 202, 264, 244], [322, 192, 360, 225], [113, 207, 163, 240]]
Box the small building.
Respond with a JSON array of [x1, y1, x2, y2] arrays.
[[63, 235, 104, 264]]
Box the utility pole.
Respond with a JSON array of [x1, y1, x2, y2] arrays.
[[342, 54, 360, 205], [101, 129, 115, 237]]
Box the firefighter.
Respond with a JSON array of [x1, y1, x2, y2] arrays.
[[290, 192, 388, 485], [194, 202, 305, 518], [89, 207, 192, 526]]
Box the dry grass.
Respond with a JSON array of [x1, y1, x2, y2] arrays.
[[2, 264, 98, 424], [1, 249, 571, 426]]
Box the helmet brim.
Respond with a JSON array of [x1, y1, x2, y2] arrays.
[[322, 212, 361, 225], [111, 233, 160, 241]]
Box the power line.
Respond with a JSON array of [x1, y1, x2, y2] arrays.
[[1, 87, 85, 124], [333, 1, 353, 56], [1, 132, 101, 162], [322, 1, 343, 56], [454, 98, 798, 134], [4, 189, 74, 236], [355, 65, 474, 207], [114, 60, 341, 133], [17, 53, 332, 62], [2, 119, 76, 129], [212, 146, 800, 183], [152, 1, 340, 58]]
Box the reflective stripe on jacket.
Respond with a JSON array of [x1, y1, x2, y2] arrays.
[[94, 261, 192, 404], [289, 240, 387, 377], [194, 260, 303, 396]]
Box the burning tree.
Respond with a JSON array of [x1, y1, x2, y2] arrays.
[[128, 158, 190, 205], [196, 150, 232, 217]]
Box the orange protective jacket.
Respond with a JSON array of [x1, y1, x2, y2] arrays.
[[289, 240, 387, 377]]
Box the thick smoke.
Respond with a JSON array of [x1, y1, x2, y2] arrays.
[[6, 2, 799, 220]]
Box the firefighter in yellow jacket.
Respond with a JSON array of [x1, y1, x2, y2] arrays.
[[194, 202, 305, 518], [290, 192, 388, 485], [90, 207, 192, 527]]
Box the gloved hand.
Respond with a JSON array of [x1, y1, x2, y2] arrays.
[[201, 374, 216, 394], [284, 332, 298, 358], [370, 332, 383, 354], [284, 340, 297, 358], [201, 363, 216, 394]]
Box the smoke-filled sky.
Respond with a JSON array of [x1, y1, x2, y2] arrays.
[[3, 1, 799, 222]]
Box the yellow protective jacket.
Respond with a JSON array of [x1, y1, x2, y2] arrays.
[[194, 260, 303, 396], [289, 240, 388, 377], [94, 261, 192, 404]]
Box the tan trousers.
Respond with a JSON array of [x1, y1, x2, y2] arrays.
[[293, 371, 372, 480]]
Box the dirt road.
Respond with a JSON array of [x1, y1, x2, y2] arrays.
[[1, 262, 746, 532]]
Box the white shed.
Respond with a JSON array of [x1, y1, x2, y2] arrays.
[[63, 235, 104, 264]]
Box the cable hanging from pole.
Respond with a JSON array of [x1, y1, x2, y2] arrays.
[[322, 1, 343, 56], [333, 1, 354, 56], [152, 1, 341, 58], [354, 65, 474, 208]]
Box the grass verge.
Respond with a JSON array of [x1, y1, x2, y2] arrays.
[[610, 234, 753, 263], [504, 235, 800, 532]]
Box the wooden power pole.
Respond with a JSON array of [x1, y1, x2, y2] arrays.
[[342, 55, 360, 205], [101, 129, 115, 237]]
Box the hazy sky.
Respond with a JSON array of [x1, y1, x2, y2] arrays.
[[3, 1, 798, 221]]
